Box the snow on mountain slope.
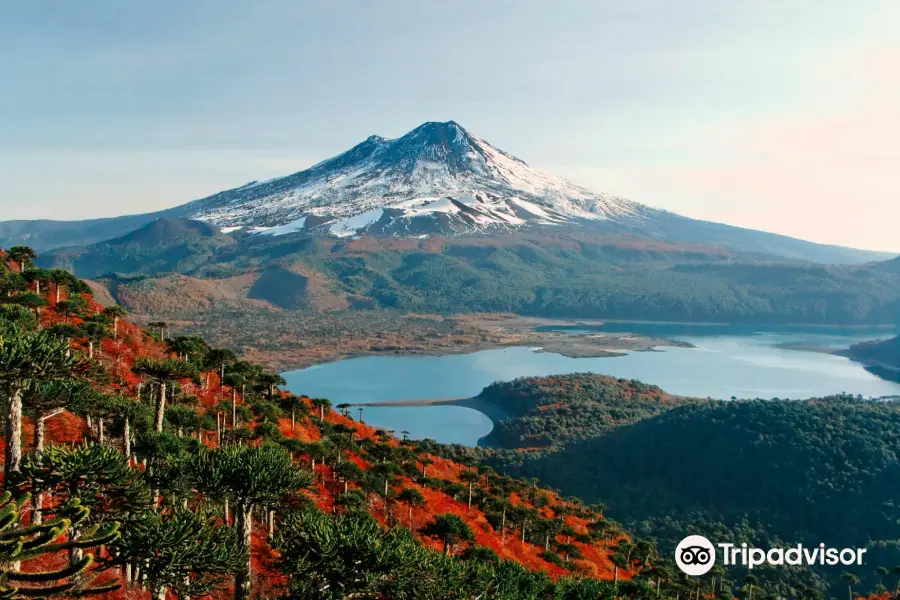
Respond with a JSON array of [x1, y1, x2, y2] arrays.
[[182, 121, 660, 237]]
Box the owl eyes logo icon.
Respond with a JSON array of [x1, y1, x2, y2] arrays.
[[675, 535, 716, 576]]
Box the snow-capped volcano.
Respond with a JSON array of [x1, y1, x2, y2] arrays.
[[183, 121, 657, 237]]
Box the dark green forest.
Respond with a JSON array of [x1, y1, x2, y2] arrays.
[[39, 222, 900, 325], [426, 375, 900, 596]]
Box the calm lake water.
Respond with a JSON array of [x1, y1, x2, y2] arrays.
[[281, 328, 900, 446]]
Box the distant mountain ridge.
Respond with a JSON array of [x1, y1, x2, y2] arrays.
[[2, 120, 895, 264]]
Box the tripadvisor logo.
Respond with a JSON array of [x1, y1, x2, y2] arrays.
[[675, 536, 867, 576], [676, 536, 716, 576]]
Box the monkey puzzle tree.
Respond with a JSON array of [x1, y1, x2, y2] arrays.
[[166, 335, 209, 365], [110, 508, 244, 600], [6, 247, 36, 275], [21, 269, 49, 298], [53, 295, 88, 324], [101, 306, 127, 340], [0, 329, 87, 481], [310, 397, 332, 420], [18, 444, 151, 569], [13, 293, 46, 325], [280, 394, 307, 431], [419, 513, 474, 556], [397, 487, 426, 524], [0, 490, 121, 598], [46, 269, 76, 305], [203, 347, 236, 399], [190, 443, 313, 600], [22, 379, 98, 523], [841, 572, 860, 600], [274, 508, 440, 600], [132, 357, 198, 432]]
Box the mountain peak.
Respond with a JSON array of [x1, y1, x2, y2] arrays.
[[182, 121, 648, 237]]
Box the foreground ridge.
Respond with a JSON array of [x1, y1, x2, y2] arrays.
[[0, 245, 649, 600]]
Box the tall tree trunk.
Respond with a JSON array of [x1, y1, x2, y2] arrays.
[[35, 413, 47, 452], [232, 389, 237, 429], [113, 316, 119, 340], [501, 507, 506, 544], [234, 501, 253, 600], [4, 386, 23, 482], [124, 416, 131, 459], [468, 481, 473, 508], [98, 417, 105, 444], [291, 410, 295, 431], [56, 285, 61, 304], [155, 382, 166, 432]]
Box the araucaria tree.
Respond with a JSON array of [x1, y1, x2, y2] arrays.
[[420, 513, 475, 555], [111, 508, 244, 600], [0, 329, 87, 481], [190, 443, 313, 600], [132, 357, 198, 432], [0, 490, 121, 598]]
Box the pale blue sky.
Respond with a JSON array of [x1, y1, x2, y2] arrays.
[[1, 1, 898, 250]]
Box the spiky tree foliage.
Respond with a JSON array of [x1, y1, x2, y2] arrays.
[[146, 322, 168, 342], [110, 396, 151, 460], [166, 335, 209, 365], [259, 372, 286, 398], [53, 296, 87, 324], [280, 395, 307, 431], [275, 508, 450, 600], [6, 247, 36, 275], [419, 513, 474, 556], [189, 444, 313, 600], [20, 271, 48, 299], [310, 398, 331, 420], [0, 273, 26, 300], [0, 329, 88, 481], [133, 432, 202, 505], [78, 323, 107, 360], [0, 307, 36, 336], [45, 270, 77, 305], [17, 444, 152, 543], [132, 358, 198, 432], [165, 405, 202, 437], [12, 295, 46, 325], [109, 508, 244, 600], [0, 491, 121, 599], [397, 487, 425, 524]]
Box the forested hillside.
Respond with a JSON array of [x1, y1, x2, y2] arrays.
[[39, 222, 900, 328], [841, 336, 900, 381], [0, 245, 679, 600], [440, 375, 900, 596], [474, 374, 686, 448]]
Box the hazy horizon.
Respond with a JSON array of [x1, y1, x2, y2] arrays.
[[2, 1, 899, 252]]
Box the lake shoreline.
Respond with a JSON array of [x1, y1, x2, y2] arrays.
[[269, 315, 696, 372], [282, 331, 900, 446]]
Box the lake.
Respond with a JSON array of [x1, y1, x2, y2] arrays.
[[281, 328, 900, 446]]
